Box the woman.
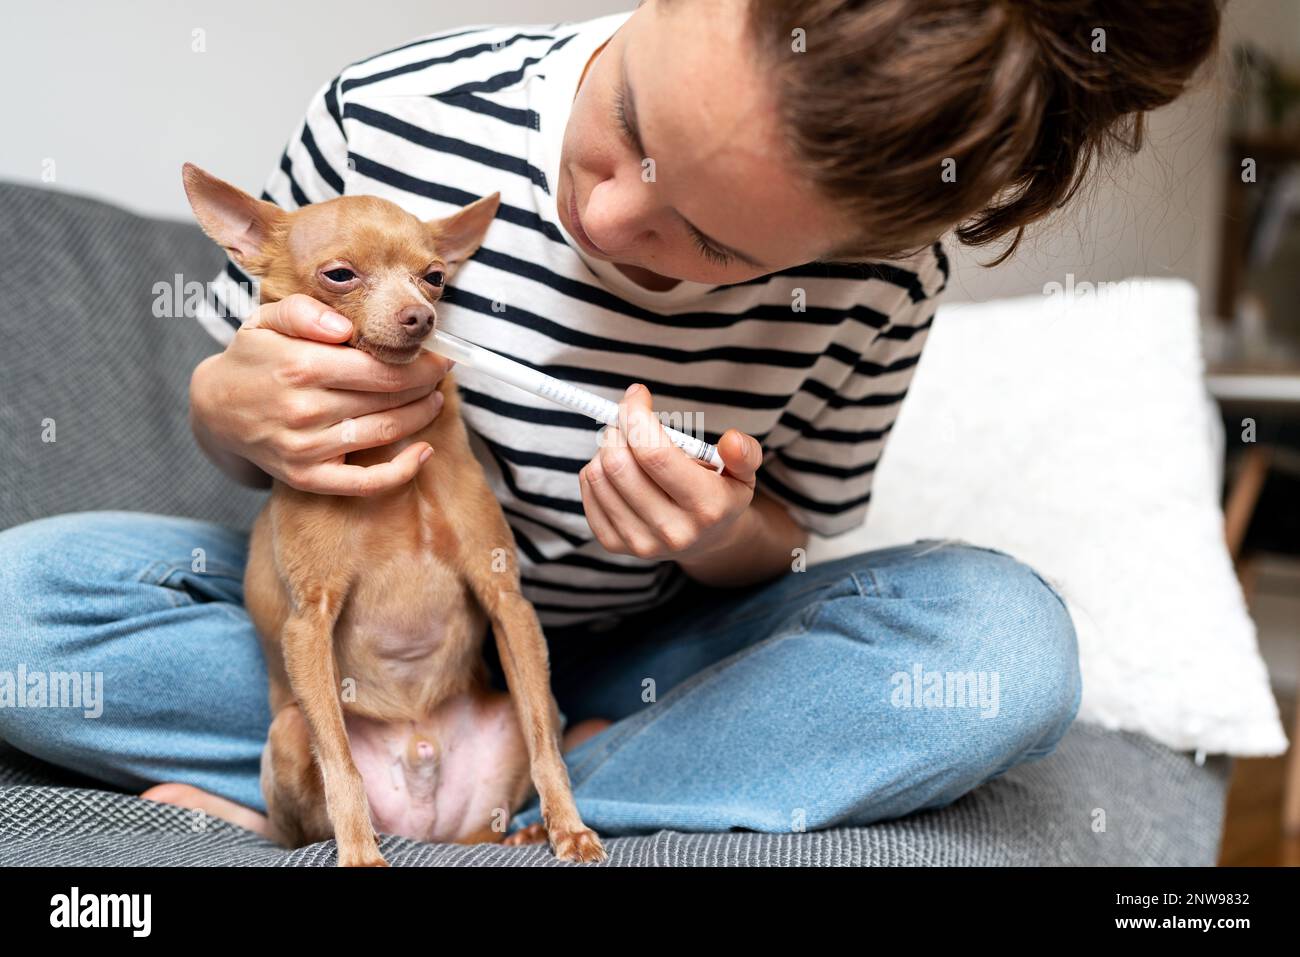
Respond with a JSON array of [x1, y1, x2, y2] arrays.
[[0, 0, 1219, 839]]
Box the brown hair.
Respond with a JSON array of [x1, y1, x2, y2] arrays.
[[744, 0, 1222, 264]]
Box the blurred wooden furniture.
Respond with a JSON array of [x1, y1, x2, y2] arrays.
[[1211, 370, 1300, 835], [1216, 133, 1300, 322]]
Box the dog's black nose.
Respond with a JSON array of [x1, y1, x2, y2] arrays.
[[397, 305, 435, 339]]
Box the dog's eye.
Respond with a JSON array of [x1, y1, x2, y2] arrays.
[[423, 270, 445, 288], [323, 267, 356, 284]]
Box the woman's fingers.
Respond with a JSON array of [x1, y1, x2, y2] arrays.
[[240, 325, 453, 395], [289, 440, 433, 497], [314, 345, 454, 394], [199, 296, 458, 496], [617, 384, 758, 513], [284, 381, 441, 431], [581, 454, 664, 559], [595, 430, 696, 553], [311, 390, 446, 458], [242, 293, 353, 342], [274, 388, 443, 494], [578, 465, 629, 554]]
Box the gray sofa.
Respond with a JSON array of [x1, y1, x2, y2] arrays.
[[0, 181, 1231, 865]]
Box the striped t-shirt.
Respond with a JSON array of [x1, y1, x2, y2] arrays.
[[194, 11, 949, 629]]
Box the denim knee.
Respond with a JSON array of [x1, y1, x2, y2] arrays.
[[0, 514, 78, 639], [0, 511, 192, 660], [852, 540, 1082, 761], [0, 515, 101, 739], [948, 543, 1082, 758]]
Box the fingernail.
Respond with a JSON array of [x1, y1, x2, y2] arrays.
[[625, 383, 638, 399], [433, 390, 445, 405], [419, 446, 433, 464], [320, 312, 350, 333]]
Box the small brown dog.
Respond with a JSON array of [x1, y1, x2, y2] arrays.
[[182, 163, 603, 866]]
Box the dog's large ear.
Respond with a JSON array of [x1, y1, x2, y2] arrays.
[[426, 192, 501, 278], [181, 163, 287, 270]]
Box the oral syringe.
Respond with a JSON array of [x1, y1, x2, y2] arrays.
[[426, 329, 725, 473]]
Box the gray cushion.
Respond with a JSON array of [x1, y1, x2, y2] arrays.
[[0, 180, 1231, 865], [0, 181, 265, 530], [0, 724, 1229, 866]]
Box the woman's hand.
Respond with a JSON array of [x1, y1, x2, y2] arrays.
[[188, 294, 453, 496], [578, 383, 765, 563]]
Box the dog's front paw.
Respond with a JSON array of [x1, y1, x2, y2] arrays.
[[549, 826, 606, 864]]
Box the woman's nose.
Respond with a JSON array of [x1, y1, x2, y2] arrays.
[[583, 174, 664, 252]]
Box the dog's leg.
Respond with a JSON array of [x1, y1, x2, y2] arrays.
[[262, 702, 334, 848], [420, 388, 601, 861], [465, 569, 605, 863], [280, 592, 388, 867]]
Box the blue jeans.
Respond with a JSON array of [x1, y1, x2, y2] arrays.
[[0, 511, 1081, 837]]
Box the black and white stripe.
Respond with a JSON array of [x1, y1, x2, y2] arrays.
[[194, 13, 948, 628]]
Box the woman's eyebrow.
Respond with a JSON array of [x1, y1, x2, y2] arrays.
[[622, 63, 770, 270]]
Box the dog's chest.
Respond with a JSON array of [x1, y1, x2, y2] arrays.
[[332, 493, 486, 715], [338, 551, 481, 656]]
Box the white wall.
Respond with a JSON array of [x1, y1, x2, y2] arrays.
[[0, 0, 622, 218], [2, 0, 1297, 308], [943, 0, 1300, 307]]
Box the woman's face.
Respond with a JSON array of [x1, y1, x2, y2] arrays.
[[556, 0, 855, 285]]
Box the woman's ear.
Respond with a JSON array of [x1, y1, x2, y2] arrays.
[[425, 192, 501, 278], [181, 162, 287, 271]]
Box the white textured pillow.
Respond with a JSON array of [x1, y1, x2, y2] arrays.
[[806, 278, 1286, 757]]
